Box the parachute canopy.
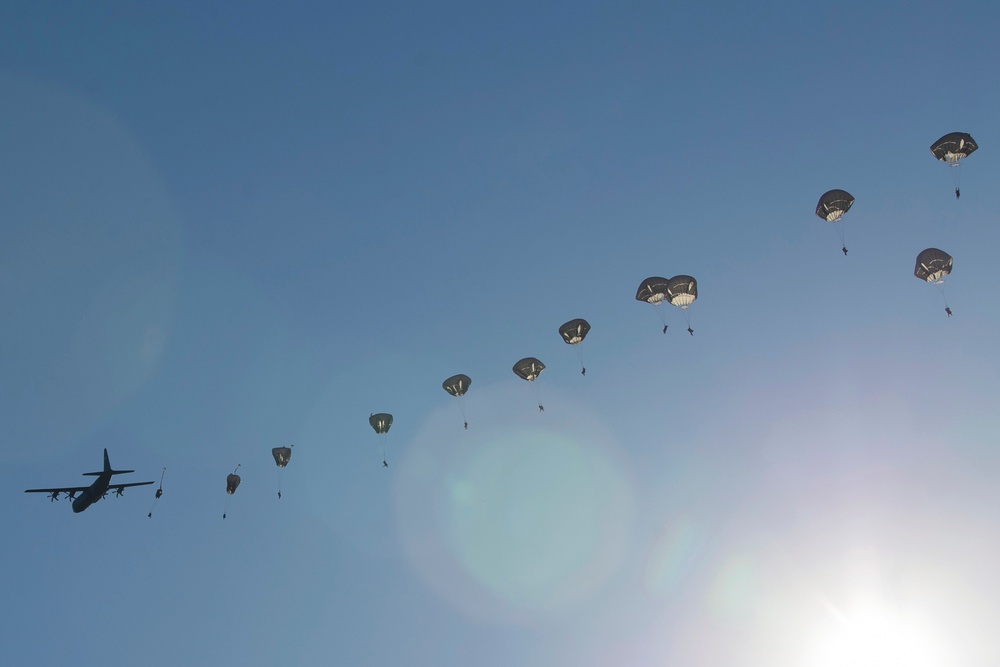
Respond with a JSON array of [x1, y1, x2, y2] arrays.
[[914, 248, 953, 283], [442, 374, 472, 397], [559, 318, 591, 345], [666, 275, 698, 309], [636, 277, 670, 304], [226, 473, 241, 495], [272, 446, 292, 468], [931, 132, 978, 164], [815, 189, 855, 222], [369, 413, 393, 434], [513, 357, 545, 382]]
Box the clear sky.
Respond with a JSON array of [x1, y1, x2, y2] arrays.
[[2, 2, 999, 665]]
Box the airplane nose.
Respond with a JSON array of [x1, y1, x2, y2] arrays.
[[72, 498, 85, 513]]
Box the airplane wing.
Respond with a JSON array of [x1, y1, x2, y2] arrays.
[[25, 486, 92, 494], [25, 482, 154, 494]]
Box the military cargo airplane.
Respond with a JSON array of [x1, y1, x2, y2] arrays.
[[25, 448, 154, 513]]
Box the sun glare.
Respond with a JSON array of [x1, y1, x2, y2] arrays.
[[806, 596, 949, 667]]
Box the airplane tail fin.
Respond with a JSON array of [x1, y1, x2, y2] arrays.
[[83, 448, 135, 476]]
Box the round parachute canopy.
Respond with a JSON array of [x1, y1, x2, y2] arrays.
[[442, 374, 472, 397], [636, 277, 670, 304], [666, 275, 698, 309], [226, 473, 241, 495], [272, 446, 292, 468], [513, 357, 545, 382], [914, 248, 953, 283], [815, 189, 855, 222], [369, 413, 393, 434], [931, 132, 978, 164], [559, 318, 591, 345]]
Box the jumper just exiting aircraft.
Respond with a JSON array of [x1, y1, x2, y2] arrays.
[[24, 449, 154, 513]]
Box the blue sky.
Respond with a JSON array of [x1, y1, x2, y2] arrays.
[[3, 2, 999, 664]]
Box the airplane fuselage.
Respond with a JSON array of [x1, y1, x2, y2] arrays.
[[71, 474, 111, 513]]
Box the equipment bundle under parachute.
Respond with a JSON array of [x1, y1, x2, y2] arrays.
[[930, 132, 978, 199], [815, 189, 855, 255], [558, 318, 591, 375], [914, 248, 954, 316], [442, 374, 472, 429]]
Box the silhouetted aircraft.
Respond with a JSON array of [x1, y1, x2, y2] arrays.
[[25, 449, 154, 513]]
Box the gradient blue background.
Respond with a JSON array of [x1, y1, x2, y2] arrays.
[[3, 2, 999, 664]]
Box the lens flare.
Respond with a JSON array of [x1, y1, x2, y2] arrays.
[[395, 386, 634, 623]]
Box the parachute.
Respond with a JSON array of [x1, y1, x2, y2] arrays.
[[513, 357, 546, 411], [224, 464, 241, 519], [370, 413, 393, 467], [635, 277, 671, 333], [558, 318, 591, 375], [272, 446, 292, 498], [815, 189, 855, 255], [930, 132, 978, 199], [147, 467, 166, 518], [914, 248, 953, 283], [442, 374, 472, 429], [914, 248, 954, 316], [666, 275, 698, 335]]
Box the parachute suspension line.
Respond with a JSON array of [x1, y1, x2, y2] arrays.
[[951, 162, 962, 200], [575, 346, 586, 376], [459, 395, 468, 430], [680, 308, 694, 336], [147, 467, 166, 518], [936, 283, 952, 316], [656, 305, 668, 334], [533, 381, 544, 412], [382, 436, 389, 468], [833, 221, 847, 256]]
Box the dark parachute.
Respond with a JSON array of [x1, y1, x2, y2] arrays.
[[636, 277, 670, 304], [443, 374, 472, 429], [558, 319, 591, 375], [931, 132, 978, 163], [442, 374, 471, 397], [815, 189, 855, 255], [370, 413, 393, 467], [666, 275, 698, 335], [272, 446, 292, 467], [930, 132, 978, 199], [272, 446, 292, 499], [914, 248, 953, 283], [636, 277, 671, 333], [914, 248, 954, 316], [223, 464, 241, 519], [513, 357, 546, 411], [369, 412, 393, 434], [513, 357, 545, 381]]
